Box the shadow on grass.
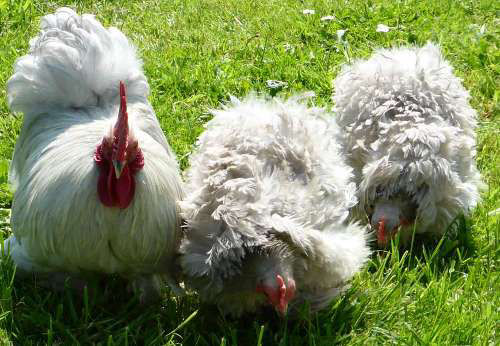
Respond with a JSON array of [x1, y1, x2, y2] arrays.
[[370, 214, 478, 285], [0, 261, 365, 345], [0, 215, 479, 345], [189, 292, 363, 345]]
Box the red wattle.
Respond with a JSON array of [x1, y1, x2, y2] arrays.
[[97, 160, 113, 207], [96, 156, 135, 209], [115, 165, 135, 209]]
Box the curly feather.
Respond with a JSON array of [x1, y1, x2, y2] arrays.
[[333, 42, 485, 236], [180, 93, 370, 315]]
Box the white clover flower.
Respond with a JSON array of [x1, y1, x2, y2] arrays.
[[337, 29, 347, 41], [479, 24, 486, 35], [376, 24, 390, 33], [320, 15, 335, 22], [166, 15, 175, 26], [0, 208, 11, 228], [283, 43, 294, 53], [266, 80, 288, 89], [468, 23, 487, 37]]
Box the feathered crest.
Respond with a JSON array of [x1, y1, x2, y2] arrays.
[[8, 7, 149, 124]]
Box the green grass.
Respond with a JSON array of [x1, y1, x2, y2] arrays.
[[0, 0, 498, 344]]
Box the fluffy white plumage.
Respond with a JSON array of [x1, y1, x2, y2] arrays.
[[179, 94, 370, 316], [4, 8, 184, 296], [333, 43, 485, 244]]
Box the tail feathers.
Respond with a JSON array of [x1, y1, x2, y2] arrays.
[[7, 7, 148, 121]]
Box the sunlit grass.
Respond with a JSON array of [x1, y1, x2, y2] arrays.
[[0, 0, 497, 344]]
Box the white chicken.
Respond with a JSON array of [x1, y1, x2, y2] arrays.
[[332, 43, 484, 247], [4, 8, 184, 298], [179, 94, 370, 316]]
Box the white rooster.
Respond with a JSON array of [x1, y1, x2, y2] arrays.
[[179, 94, 370, 316], [332, 43, 484, 247], [3, 8, 184, 298]]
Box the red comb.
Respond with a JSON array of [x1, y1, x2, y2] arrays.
[[119, 81, 127, 113], [276, 275, 286, 297], [113, 81, 129, 162], [276, 275, 288, 314], [256, 275, 295, 315]]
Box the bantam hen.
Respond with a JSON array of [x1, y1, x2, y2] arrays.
[[179, 94, 370, 316], [332, 43, 484, 247], [3, 8, 184, 298]]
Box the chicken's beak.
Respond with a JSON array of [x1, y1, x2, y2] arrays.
[[112, 160, 125, 179]]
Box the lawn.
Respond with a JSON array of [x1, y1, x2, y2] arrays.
[[0, 0, 498, 344]]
